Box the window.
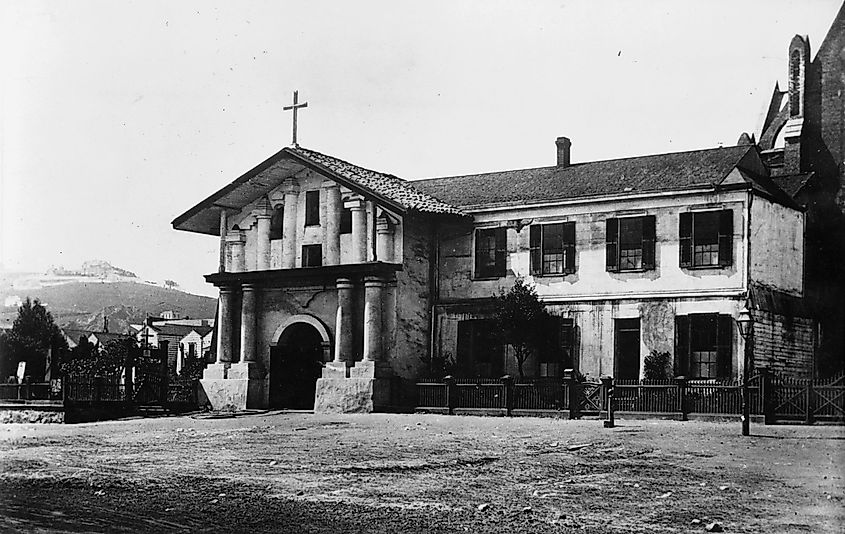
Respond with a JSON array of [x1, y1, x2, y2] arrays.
[[679, 210, 733, 268], [675, 314, 732, 379], [606, 216, 655, 272], [302, 244, 322, 267], [456, 319, 504, 378], [305, 190, 320, 226], [539, 317, 575, 377], [339, 207, 352, 234], [530, 222, 576, 275], [187, 342, 196, 359], [270, 207, 284, 240], [474, 227, 506, 278]]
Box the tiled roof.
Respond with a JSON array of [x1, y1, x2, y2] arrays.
[[772, 173, 813, 197], [288, 146, 466, 216], [412, 145, 755, 210]]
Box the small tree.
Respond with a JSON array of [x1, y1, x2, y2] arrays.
[[492, 279, 550, 378], [3, 298, 67, 380]]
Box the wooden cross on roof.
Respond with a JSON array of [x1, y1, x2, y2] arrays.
[[283, 90, 308, 146]]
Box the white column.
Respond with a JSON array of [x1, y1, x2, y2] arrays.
[[282, 178, 300, 269], [348, 197, 367, 264], [363, 276, 384, 362], [323, 181, 341, 266], [376, 217, 394, 263], [226, 228, 246, 272], [254, 201, 272, 271], [239, 284, 257, 363], [335, 278, 355, 363], [215, 286, 236, 363], [218, 209, 228, 272]]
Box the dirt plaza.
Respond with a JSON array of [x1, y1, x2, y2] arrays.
[[0, 412, 842, 533]]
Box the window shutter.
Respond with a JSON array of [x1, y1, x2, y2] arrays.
[[717, 315, 733, 378], [563, 222, 576, 274], [473, 229, 484, 278], [642, 215, 656, 270], [494, 227, 507, 277], [679, 212, 692, 268], [718, 209, 733, 267], [606, 218, 618, 272], [529, 225, 542, 275], [675, 315, 690, 377], [456, 321, 473, 374]]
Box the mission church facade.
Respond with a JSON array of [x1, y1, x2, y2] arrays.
[[173, 9, 845, 412]]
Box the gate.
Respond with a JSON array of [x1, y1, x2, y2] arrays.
[[771, 371, 845, 423], [132, 348, 169, 406]]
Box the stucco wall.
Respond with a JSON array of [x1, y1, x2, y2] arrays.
[[391, 214, 434, 389], [749, 196, 804, 295], [438, 191, 749, 303], [436, 296, 747, 380]]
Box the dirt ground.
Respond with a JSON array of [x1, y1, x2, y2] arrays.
[[0, 412, 843, 533]]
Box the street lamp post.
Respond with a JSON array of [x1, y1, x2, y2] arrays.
[[736, 303, 754, 437]]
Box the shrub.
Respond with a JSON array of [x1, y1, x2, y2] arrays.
[[643, 350, 672, 381]]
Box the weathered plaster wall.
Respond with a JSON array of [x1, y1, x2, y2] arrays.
[[749, 196, 804, 296], [391, 214, 433, 387], [439, 192, 748, 303], [436, 297, 746, 380]]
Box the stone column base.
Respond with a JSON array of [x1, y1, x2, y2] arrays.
[[313, 360, 391, 413], [199, 375, 265, 411], [202, 362, 229, 380]]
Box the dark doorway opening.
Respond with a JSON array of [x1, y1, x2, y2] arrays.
[[269, 323, 324, 409], [615, 318, 641, 380]]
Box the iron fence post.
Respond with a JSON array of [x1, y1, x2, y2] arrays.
[[601, 375, 615, 428], [806, 378, 815, 425]]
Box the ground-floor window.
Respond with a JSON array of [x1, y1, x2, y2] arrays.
[[615, 318, 641, 380], [675, 314, 732, 379], [456, 319, 504, 378], [538, 317, 575, 377]]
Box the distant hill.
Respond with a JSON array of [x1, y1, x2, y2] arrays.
[[0, 281, 216, 333]]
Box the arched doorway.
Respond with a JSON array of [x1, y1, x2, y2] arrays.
[[269, 318, 329, 409]]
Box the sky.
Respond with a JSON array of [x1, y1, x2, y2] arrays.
[[0, 0, 841, 297]]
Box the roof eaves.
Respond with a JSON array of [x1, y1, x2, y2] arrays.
[[284, 147, 408, 213]]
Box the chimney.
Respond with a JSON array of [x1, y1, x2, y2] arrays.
[[556, 137, 571, 167]]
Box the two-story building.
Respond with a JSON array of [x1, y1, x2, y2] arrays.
[[173, 137, 812, 412]]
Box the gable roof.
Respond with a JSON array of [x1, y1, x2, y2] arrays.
[[173, 145, 465, 235], [412, 145, 757, 210], [287, 147, 465, 216], [154, 324, 209, 338]]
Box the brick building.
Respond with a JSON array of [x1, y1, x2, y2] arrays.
[[756, 4, 844, 377]]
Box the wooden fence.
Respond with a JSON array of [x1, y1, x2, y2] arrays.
[[416, 369, 844, 423]]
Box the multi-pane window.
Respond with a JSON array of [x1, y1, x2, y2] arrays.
[[474, 227, 506, 278], [530, 222, 576, 275], [606, 216, 655, 272], [539, 317, 575, 378], [305, 190, 320, 226], [619, 218, 644, 270], [679, 210, 733, 269], [675, 314, 732, 379], [302, 244, 322, 267]]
